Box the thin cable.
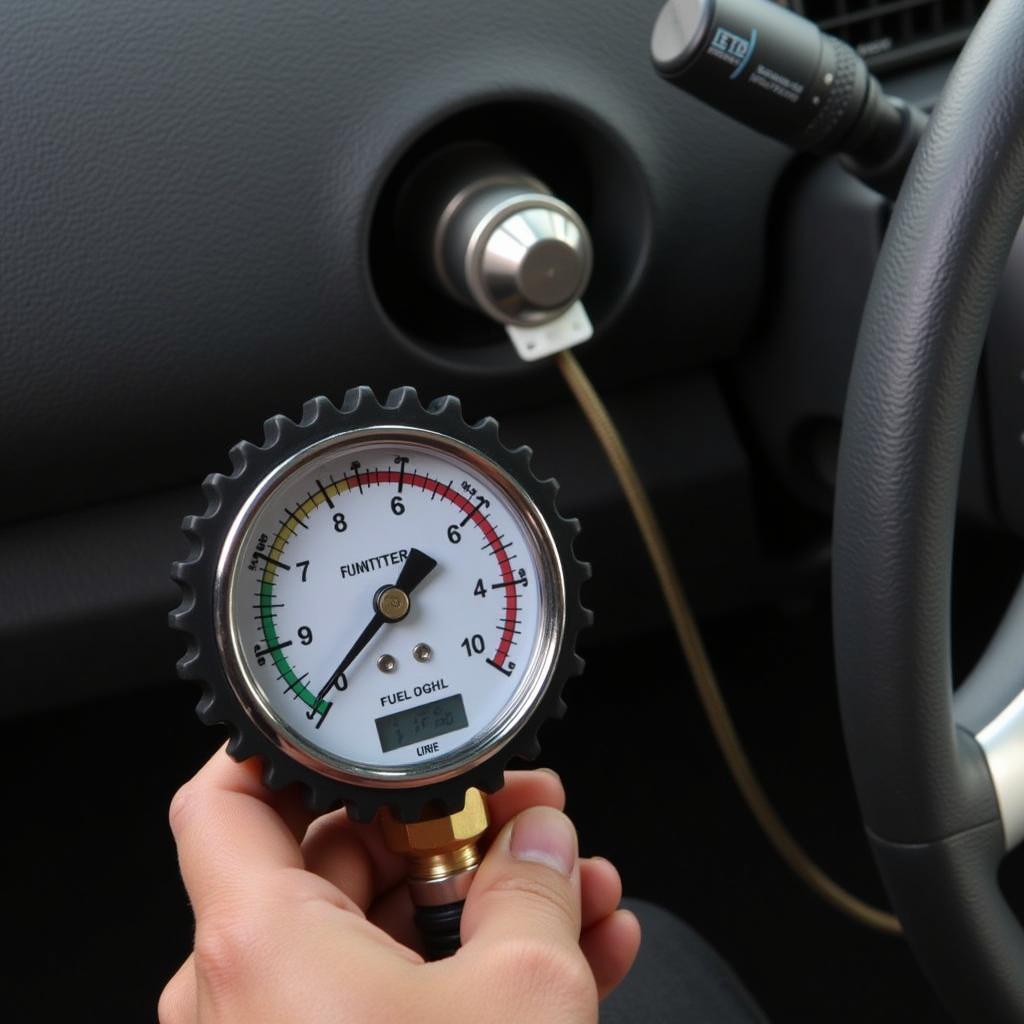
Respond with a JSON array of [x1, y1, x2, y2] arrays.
[[555, 349, 901, 936]]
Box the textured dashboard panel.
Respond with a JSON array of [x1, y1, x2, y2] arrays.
[[0, 0, 785, 524]]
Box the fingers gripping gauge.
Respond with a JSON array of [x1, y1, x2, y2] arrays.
[[170, 387, 589, 824]]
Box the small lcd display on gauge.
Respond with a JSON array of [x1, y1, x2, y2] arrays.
[[375, 695, 470, 754]]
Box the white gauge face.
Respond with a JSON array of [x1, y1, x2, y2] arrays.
[[219, 428, 564, 786]]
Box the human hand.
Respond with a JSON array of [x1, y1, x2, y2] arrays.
[[159, 748, 641, 1023]]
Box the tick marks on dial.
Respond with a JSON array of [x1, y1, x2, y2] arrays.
[[394, 455, 410, 492], [491, 576, 527, 589], [255, 640, 293, 665], [315, 478, 336, 509], [283, 672, 310, 699], [253, 552, 291, 571], [282, 505, 309, 530], [482, 536, 514, 554], [460, 495, 490, 528]]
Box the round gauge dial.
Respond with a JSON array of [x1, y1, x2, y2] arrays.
[[217, 427, 565, 788]]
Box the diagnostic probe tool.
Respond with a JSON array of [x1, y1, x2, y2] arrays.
[[651, 0, 927, 198], [171, 387, 589, 958]]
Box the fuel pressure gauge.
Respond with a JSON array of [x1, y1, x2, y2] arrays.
[[171, 387, 589, 824]]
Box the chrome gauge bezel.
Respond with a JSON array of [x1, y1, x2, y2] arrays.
[[214, 425, 567, 790]]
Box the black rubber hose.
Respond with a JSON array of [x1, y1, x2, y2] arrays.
[[414, 901, 465, 960]]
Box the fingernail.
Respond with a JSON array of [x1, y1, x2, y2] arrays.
[[510, 807, 577, 877], [534, 767, 562, 782]]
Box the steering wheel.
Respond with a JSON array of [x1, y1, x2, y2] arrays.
[[832, 1, 1024, 1020]]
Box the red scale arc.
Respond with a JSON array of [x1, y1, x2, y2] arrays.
[[358, 469, 519, 668]]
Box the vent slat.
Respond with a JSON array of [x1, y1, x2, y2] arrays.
[[819, 0, 935, 30], [791, 0, 987, 67]]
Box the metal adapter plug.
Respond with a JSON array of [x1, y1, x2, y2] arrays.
[[379, 787, 491, 960]]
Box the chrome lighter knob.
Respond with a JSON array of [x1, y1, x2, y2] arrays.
[[435, 182, 593, 328]]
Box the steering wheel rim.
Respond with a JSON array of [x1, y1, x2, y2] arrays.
[[833, 1, 1024, 1019]]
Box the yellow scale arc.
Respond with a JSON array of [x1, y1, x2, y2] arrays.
[[257, 480, 354, 713]]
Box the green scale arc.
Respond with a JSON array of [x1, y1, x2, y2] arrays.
[[256, 488, 334, 715], [258, 576, 330, 714]]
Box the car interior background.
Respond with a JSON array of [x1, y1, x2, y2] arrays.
[[3, 0, 1022, 1021]]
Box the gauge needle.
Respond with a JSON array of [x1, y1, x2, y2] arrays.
[[309, 547, 437, 725]]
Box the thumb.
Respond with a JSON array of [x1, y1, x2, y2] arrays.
[[460, 805, 582, 951]]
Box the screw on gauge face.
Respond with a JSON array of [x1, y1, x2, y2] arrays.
[[413, 643, 433, 663], [378, 654, 397, 673], [377, 586, 411, 622]]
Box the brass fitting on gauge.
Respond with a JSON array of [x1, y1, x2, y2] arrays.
[[379, 787, 490, 910]]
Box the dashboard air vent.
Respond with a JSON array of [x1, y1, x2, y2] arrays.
[[794, 0, 987, 70]]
